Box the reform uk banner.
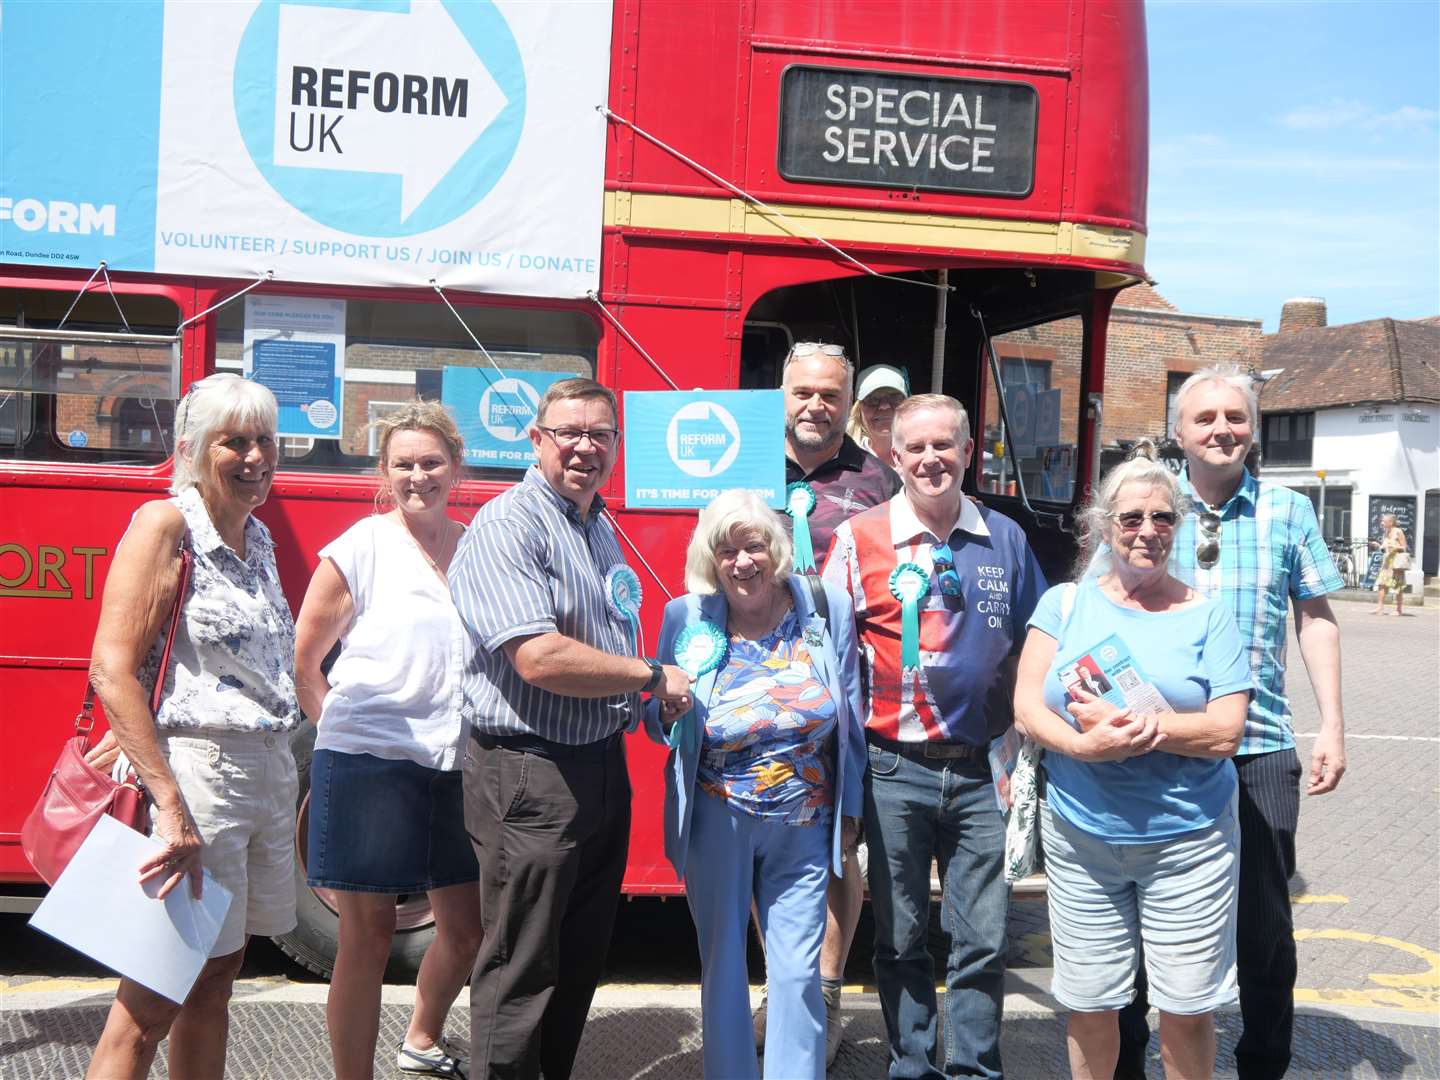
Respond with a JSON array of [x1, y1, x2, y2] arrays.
[[0, 0, 612, 298]]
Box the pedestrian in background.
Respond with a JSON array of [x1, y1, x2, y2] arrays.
[[84, 374, 300, 1080], [1014, 450, 1251, 1079], [294, 401, 481, 1080], [825, 393, 1046, 1079], [1370, 512, 1408, 615], [450, 377, 691, 1080], [647, 489, 866, 1079], [769, 339, 901, 1063], [1115, 366, 1346, 1079], [847, 362, 909, 462]]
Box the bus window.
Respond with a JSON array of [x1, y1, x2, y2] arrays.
[[982, 313, 1084, 504], [215, 297, 597, 478], [0, 289, 180, 465]]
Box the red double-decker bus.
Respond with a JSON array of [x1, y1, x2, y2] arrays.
[[0, 0, 1147, 975]]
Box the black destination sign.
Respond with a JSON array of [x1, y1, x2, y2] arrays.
[[777, 66, 1038, 197]]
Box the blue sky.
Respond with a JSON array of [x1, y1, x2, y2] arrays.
[[1145, 1, 1439, 330]]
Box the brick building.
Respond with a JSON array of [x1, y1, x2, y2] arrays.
[[1101, 283, 1263, 446]]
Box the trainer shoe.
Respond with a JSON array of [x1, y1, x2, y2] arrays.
[[398, 1034, 469, 1078], [823, 983, 844, 1068], [752, 990, 768, 1050]]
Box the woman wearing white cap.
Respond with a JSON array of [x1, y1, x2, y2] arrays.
[[846, 364, 909, 462]]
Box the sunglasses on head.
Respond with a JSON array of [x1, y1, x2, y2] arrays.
[[930, 543, 963, 598], [1196, 511, 1223, 568], [1110, 510, 1179, 532], [789, 342, 847, 359]]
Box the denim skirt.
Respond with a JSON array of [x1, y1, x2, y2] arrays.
[[307, 748, 479, 893]]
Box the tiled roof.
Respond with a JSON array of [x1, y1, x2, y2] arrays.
[[1259, 317, 1440, 412], [1113, 282, 1178, 312]]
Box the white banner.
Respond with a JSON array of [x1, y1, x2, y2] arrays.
[[2, 1, 613, 298]]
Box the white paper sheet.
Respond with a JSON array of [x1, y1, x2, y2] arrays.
[[29, 814, 234, 1003]]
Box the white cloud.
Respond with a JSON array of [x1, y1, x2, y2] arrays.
[[1279, 99, 1439, 134]]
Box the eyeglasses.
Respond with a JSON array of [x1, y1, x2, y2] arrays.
[[536, 426, 620, 450], [930, 543, 963, 598], [863, 391, 905, 411], [1196, 511, 1222, 568], [788, 342, 847, 360], [1110, 510, 1179, 532]]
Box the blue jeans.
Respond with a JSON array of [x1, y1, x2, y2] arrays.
[[863, 745, 1008, 1080]]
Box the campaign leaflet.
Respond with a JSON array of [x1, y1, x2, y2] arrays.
[[988, 633, 1172, 813], [1058, 633, 1172, 719]]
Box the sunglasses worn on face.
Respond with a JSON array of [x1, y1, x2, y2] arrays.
[[931, 543, 963, 598], [1111, 510, 1179, 532], [1196, 511, 1222, 568]]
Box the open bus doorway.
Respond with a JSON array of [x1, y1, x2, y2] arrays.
[[740, 268, 1101, 584]]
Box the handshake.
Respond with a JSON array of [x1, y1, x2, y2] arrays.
[[646, 663, 695, 720]]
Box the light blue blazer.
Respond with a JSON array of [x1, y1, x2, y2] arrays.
[[644, 574, 868, 882]]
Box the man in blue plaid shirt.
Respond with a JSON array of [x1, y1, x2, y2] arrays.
[[1116, 367, 1347, 1080]]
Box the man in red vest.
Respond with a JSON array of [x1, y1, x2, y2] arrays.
[[824, 393, 1045, 1079]]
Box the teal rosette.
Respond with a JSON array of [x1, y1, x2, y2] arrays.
[[605, 565, 643, 656], [888, 562, 931, 671], [784, 481, 818, 572], [666, 622, 727, 753]]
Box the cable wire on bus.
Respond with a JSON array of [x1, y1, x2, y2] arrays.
[[57, 262, 132, 331], [177, 271, 274, 333], [604, 508, 675, 603], [585, 292, 682, 391], [598, 105, 953, 294], [429, 280, 548, 429]]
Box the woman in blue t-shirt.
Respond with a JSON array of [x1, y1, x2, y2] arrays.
[[1013, 451, 1252, 1080]]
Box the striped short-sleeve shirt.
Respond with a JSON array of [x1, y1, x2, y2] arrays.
[[1173, 468, 1343, 755], [450, 466, 638, 744]]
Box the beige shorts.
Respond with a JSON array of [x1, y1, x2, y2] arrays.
[[158, 730, 299, 957]]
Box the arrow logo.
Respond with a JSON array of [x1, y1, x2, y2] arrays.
[[667, 402, 742, 478], [479, 377, 540, 441], [272, 0, 506, 221]]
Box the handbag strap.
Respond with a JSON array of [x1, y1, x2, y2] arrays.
[[76, 536, 194, 738]]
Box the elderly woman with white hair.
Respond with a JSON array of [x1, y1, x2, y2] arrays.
[[83, 373, 301, 1080], [1012, 449, 1253, 1080], [647, 489, 866, 1079]]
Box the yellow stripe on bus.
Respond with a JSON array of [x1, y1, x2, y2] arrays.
[[603, 191, 1146, 267]]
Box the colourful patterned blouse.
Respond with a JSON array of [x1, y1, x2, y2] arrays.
[[697, 608, 837, 826]]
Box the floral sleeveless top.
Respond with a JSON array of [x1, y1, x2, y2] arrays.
[[139, 488, 300, 733]]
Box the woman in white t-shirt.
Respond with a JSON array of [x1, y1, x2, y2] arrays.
[[295, 400, 480, 1080]]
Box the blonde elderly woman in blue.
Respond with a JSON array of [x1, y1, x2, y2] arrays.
[[1014, 452, 1252, 1080], [648, 489, 866, 1080]]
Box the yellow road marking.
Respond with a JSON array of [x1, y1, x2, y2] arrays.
[[1291, 894, 1349, 904], [1294, 929, 1440, 1012], [0, 977, 119, 994]]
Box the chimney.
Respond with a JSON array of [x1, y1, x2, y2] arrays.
[[1278, 297, 1328, 334]]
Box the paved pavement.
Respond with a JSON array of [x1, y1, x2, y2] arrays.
[[2, 604, 1436, 1077]]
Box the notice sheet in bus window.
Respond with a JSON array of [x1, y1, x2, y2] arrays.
[[983, 314, 1083, 504]]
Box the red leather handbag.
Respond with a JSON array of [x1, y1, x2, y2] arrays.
[[20, 541, 193, 885]]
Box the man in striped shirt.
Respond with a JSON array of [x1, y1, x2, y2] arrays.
[[450, 378, 690, 1080], [1116, 367, 1346, 1080]]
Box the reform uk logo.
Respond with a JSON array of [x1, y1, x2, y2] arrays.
[[233, 0, 526, 236]]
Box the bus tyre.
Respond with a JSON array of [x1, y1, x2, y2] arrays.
[[271, 725, 437, 980]]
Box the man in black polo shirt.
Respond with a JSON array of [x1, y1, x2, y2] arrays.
[[762, 340, 899, 1064], [784, 342, 902, 559]]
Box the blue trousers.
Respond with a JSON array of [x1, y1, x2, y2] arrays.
[[864, 747, 1008, 1080], [685, 791, 830, 1080]]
